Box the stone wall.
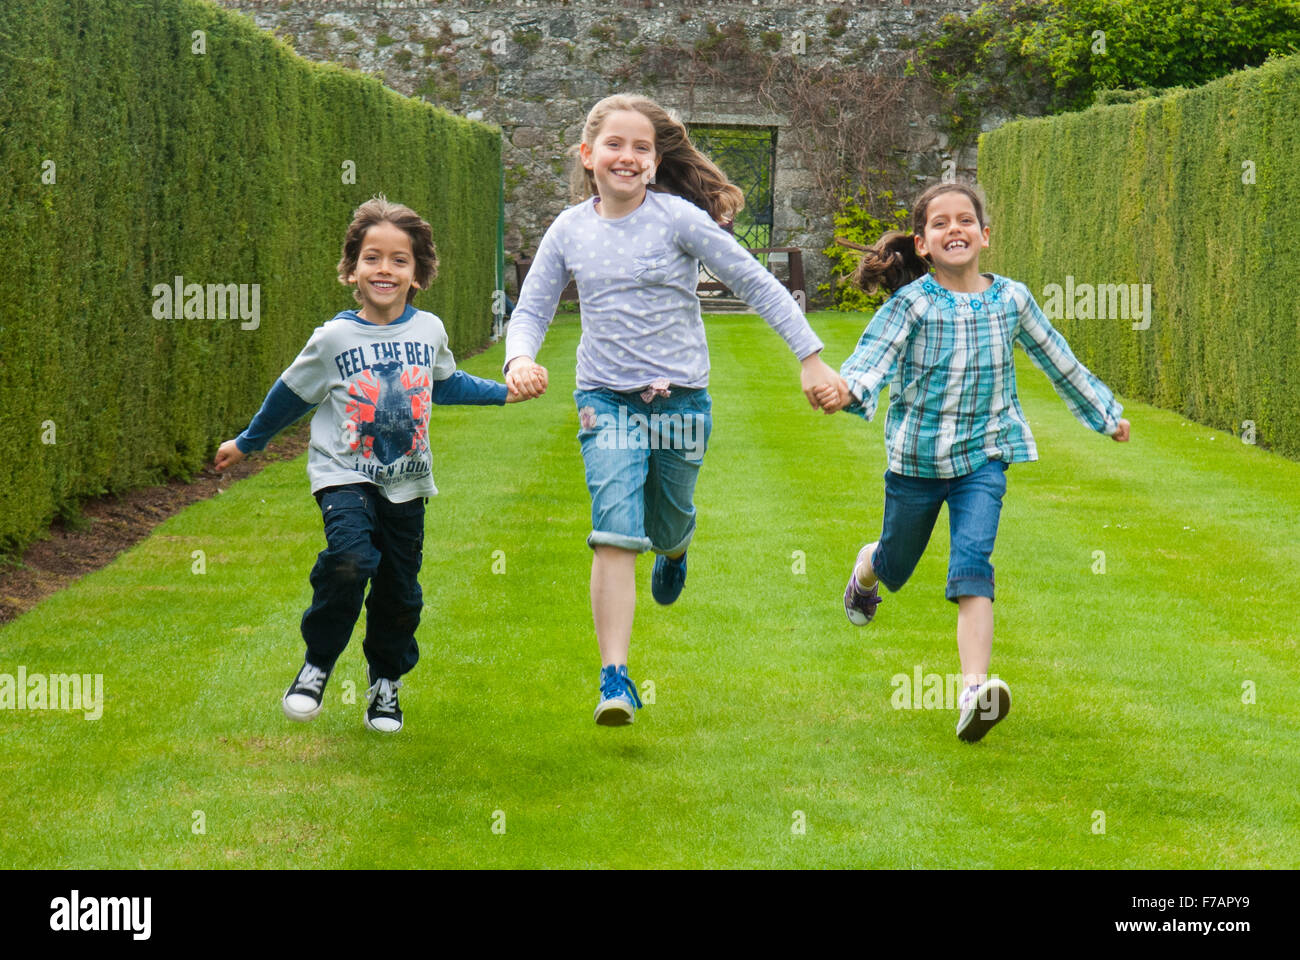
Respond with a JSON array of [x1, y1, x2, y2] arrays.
[[214, 0, 992, 303]]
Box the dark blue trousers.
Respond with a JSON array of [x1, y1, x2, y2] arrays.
[[300, 483, 424, 681]]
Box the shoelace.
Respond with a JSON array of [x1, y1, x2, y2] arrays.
[[601, 670, 643, 709], [366, 677, 403, 714], [296, 665, 327, 695], [851, 583, 882, 611]]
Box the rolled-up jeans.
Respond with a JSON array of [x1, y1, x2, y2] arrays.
[[870, 459, 1008, 602], [573, 386, 713, 555]]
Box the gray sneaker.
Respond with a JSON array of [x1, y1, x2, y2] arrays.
[[956, 679, 1011, 742], [844, 545, 883, 625]]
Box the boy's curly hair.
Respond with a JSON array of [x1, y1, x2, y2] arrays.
[[337, 195, 438, 305]]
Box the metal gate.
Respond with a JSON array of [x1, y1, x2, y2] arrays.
[[688, 125, 776, 250]]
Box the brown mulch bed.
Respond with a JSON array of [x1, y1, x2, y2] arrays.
[[0, 337, 505, 626], [0, 422, 313, 625]]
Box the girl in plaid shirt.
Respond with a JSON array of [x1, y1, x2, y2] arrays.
[[834, 183, 1131, 742]]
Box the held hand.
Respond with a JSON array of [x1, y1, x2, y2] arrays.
[[816, 376, 853, 415], [1111, 419, 1131, 442], [505, 356, 548, 400], [800, 352, 840, 410], [505, 364, 548, 403], [214, 439, 245, 472]]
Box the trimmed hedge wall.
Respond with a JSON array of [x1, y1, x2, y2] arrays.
[[0, 0, 501, 555], [978, 54, 1299, 459]]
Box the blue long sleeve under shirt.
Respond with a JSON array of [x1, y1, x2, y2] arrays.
[[235, 371, 506, 454]]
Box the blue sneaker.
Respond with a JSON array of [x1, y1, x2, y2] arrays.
[[594, 664, 643, 726], [651, 551, 688, 605]]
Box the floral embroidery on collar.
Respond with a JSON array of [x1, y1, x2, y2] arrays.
[[920, 274, 1008, 308]]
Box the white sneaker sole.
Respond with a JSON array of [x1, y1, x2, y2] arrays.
[[845, 601, 872, 626], [956, 679, 1011, 743], [364, 715, 402, 733], [594, 701, 635, 726], [282, 692, 322, 722]]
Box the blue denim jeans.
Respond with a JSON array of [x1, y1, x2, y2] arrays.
[[300, 483, 425, 680], [871, 459, 1008, 602], [574, 387, 713, 554]]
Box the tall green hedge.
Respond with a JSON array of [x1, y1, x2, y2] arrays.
[[978, 53, 1299, 459], [0, 0, 501, 555]]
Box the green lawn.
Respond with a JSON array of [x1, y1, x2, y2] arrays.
[[2, 311, 1297, 868]]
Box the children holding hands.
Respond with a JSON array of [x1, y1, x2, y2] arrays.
[[506, 94, 846, 725], [214, 108, 1128, 751]]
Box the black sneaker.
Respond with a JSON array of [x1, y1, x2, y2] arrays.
[[365, 667, 404, 733], [283, 661, 332, 721]]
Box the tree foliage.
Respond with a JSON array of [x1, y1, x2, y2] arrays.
[[819, 190, 909, 312], [919, 0, 1300, 143]]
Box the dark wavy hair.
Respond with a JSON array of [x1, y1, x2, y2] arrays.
[[839, 183, 989, 296], [337, 195, 438, 305], [569, 94, 744, 225]]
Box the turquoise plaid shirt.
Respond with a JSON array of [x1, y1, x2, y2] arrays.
[[841, 273, 1123, 478]]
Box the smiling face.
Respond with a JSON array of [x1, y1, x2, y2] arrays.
[[914, 190, 990, 274], [347, 221, 419, 322], [579, 109, 659, 214]]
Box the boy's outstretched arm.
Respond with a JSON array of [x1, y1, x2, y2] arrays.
[[215, 378, 315, 471], [431, 368, 548, 405]]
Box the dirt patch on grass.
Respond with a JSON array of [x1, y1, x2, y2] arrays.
[[217, 732, 344, 764], [0, 422, 312, 625]]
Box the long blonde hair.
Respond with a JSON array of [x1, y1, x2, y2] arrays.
[[569, 94, 744, 225]]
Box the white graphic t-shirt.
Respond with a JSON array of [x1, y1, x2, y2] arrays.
[[280, 308, 457, 502]]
